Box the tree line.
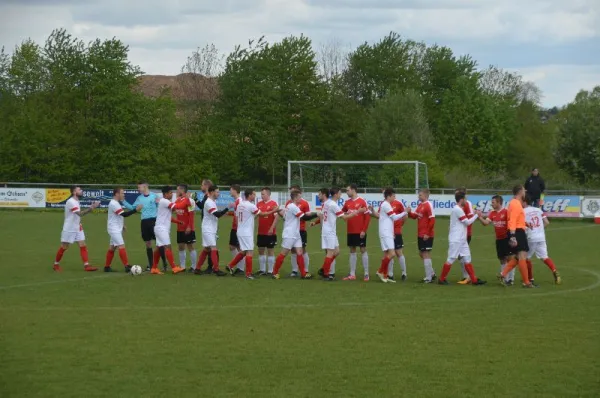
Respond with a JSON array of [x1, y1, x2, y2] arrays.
[[0, 29, 598, 189]]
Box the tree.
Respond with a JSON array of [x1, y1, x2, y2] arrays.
[[317, 38, 348, 83], [479, 65, 542, 106]]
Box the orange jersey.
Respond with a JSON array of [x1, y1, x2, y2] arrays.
[[391, 199, 405, 234], [488, 208, 508, 239], [257, 199, 279, 235], [342, 196, 370, 234], [174, 197, 195, 232], [464, 200, 474, 237], [408, 200, 435, 237], [507, 198, 526, 231], [231, 197, 241, 231], [286, 198, 310, 231]]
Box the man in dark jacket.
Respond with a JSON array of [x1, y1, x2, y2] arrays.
[[524, 168, 545, 208]]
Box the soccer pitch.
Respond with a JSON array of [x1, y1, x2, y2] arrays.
[[1, 211, 599, 397]]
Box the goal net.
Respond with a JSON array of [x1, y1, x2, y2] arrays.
[[287, 161, 429, 193]]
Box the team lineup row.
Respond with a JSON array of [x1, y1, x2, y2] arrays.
[[52, 181, 561, 286]]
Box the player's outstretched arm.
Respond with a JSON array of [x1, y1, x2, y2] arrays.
[[78, 201, 100, 217], [390, 211, 407, 221], [213, 208, 230, 218], [301, 212, 319, 221]]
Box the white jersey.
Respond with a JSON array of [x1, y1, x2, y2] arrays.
[[107, 199, 124, 233], [322, 199, 344, 237], [202, 198, 219, 234], [155, 197, 175, 230], [449, 205, 478, 243], [282, 202, 304, 240], [525, 206, 547, 243], [378, 201, 397, 238], [62, 197, 82, 233], [236, 200, 260, 237]]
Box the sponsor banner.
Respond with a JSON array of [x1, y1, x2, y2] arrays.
[[470, 195, 582, 218], [45, 189, 140, 209], [0, 188, 46, 208], [312, 193, 457, 215], [581, 197, 600, 218]]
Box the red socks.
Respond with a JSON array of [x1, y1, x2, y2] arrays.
[[197, 250, 208, 268], [229, 252, 246, 268], [544, 258, 557, 272], [210, 249, 219, 270], [245, 256, 253, 276], [323, 257, 334, 276], [118, 248, 129, 266], [79, 246, 89, 265], [105, 250, 115, 267], [165, 248, 176, 268], [273, 254, 285, 275], [378, 257, 391, 277], [526, 259, 533, 280], [464, 263, 478, 283], [297, 254, 307, 277], [152, 249, 161, 269], [55, 247, 66, 264], [440, 263, 452, 281]]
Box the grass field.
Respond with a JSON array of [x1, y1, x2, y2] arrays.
[[1, 210, 599, 398]]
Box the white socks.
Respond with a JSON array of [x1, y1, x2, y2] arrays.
[[259, 255, 267, 273], [349, 253, 357, 276], [179, 250, 186, 267], [460, 258, 469, 279], [303, 253, 309, 273], [399, 255, 407, 276], [500, 263, 516, 281], [388, 258, 394, 277], [424, 258, 434, 280], [330, 259, 336, 275], [291, 254, 298, 273], [189, 250, 197, 270], [361, 252, 369, 275], [267, 256, 275, 273]]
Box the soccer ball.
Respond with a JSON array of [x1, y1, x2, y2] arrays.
[[130, 265, 143, 276]]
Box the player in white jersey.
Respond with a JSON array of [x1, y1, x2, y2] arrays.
[[437, 191, 486, 285], [226, 188, 262, 279], [53, 186, 100, 272], [523, 195, 562, 284], [149, 186, 192, 275], [317, 187, 363, 281], [271, 190, 319, 279], [368, 188, 407, 283], [104, 188, 142, 273], [195, 185, 230, 276]]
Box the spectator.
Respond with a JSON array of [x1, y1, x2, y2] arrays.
[[524, 168, 545, 208]]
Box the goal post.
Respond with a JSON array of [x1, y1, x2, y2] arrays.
[[287, 161, 429, 193]]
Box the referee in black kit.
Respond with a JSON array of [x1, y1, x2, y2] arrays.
[[192, 179, 217, 273]]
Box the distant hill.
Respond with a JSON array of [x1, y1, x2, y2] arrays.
[[137, 73, 218, 102]]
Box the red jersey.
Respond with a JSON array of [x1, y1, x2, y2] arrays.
[[231, 197, 241, 231], [488, 208, 508, 240], [409, 200, 435, 237], [391, 199, 405, 234], [286, 198, 310, 231], [257, 199, 279, 235], [464, 200, 474, 237], [342, 196, 370, 235], [174, 197, 195, 232]]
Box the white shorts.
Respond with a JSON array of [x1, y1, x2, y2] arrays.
[[108, 231, 125, 246], [238, 235, 254, 252], [380, 237, 395, 251], [202, 232, 217, 248], [528, 241, 548, 259], [447, 241, 471, 263], [154, 227, 170, 247], [282, 237, 303, 250], [61, 230, 86, 244], [321, 235, 339, 250]]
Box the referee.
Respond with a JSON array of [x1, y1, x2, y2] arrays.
[[193, 179, 217, 274]]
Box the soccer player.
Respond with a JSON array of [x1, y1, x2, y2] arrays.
[[319, 187, 363, 281], [53, 186, 100, 272], [368, 188, 407, 283], [342, 184, 371, 281], [456, 187, 475, 284], [150, 186, 191, 275], [256, 187, 279, 276], [476, 195, 515, 284], [287, 185, 311, 276], [388, 196, 408, 281], [227, 184, 244, 275], [105, 188, 141, 273], [195, 185, 230, 276], [192, 179, 216, 273], [498, 185, 534, 288], [174, 184, 197, 272], [438, 191, 486, 285], [407, 189, 436, 283], [227, 188, 262, 279], [523, 195, 562, 285], [122, 181, 167, 272], [272, 190, 319, 279]]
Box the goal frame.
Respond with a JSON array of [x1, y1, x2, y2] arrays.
[[287, 160, 429, 193]]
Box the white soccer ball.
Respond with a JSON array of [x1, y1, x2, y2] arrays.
[[130, 265, 143, 275]]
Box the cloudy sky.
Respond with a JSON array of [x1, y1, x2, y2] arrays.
[[1, 0, 599, 107]]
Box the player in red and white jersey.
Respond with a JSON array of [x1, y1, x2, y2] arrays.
[[477, 195, 515, 284], [287, 185, 311, 276], [523, 195, 561, 285], [272, 190, 319, 279], [342, 184, 371, 281], [438, 191, 486, 285], [227, 184, 245, 275], [407, 189, 436, 282], [53, 186, 100, 272], [456, 187, 476, 284], [368, 188, 407, 283], [195, 185, 230, 276], [150, 186, 192, 275], [173, 184, 197, 272], [387, 198, 408, 281], [227, 188, 261, 279], [256, 187, 279, 276], [104, 187, 141, 273]]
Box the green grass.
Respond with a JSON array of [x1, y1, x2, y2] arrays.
[[1, 211, 599, 398]]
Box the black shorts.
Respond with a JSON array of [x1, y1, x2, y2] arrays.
[[177, 231, 196, 244], [141, 218, 156, 242], [300, 230, 307, 247], [229, 229, 239, 247], [495, 238, 510, 259], [347, 233, 367, 248], [467, 235, 472, 245], [257, 234, 277, 249], [510, 229, 529, 254], [394, 234, 404, 250], [418, 237, 434, 252]]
